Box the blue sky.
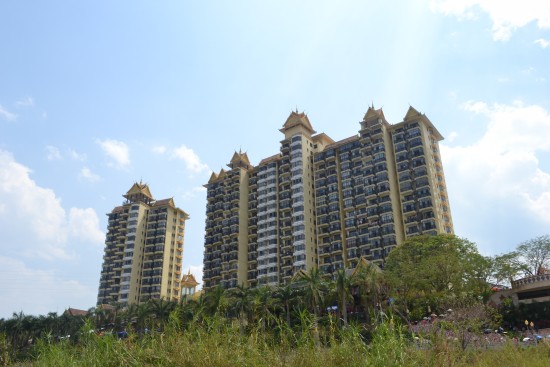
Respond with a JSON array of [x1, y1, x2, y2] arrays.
[[0, 0, 549, 318]]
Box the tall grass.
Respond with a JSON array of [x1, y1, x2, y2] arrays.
[[27, 315, 550, 367]]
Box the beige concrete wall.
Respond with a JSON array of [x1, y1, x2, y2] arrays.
[[384, 123, 405, 246], [238, 168, 250, 286], [301, 135, 318, 270]]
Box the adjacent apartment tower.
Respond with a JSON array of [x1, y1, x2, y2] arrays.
[[97, 182, 189, 307], [203, 106, 453, 290]]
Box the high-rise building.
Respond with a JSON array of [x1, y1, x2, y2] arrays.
[[97, 182, 189, 307], [203, 106, 453, 290]]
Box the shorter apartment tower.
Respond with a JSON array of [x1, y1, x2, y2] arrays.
[[97, 182, 189, 307], [203, 106, 453, 290]]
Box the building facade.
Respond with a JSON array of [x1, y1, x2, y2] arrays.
[[97, 182, 189, 307], [203, 106, 453, 290]]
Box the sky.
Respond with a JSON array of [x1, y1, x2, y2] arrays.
[[0, 0, 549, 318]]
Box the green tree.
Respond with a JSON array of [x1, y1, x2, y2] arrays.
[[175, 297, 200, 328], [351, 261, 384, 324], [385, 234, 488, 319], [516, 235, 550, 276], [229, 284, 252, 335], [296, 268, 329, 347], [250, 286, 275, 334], [333, 268, 352, 326], [489, 252, 524, 286], [202, 285, 229, 317], [148, 299, 176, 329], [274, 283, 298, 328], [90, 307, 109, 330], [126, 303, 152, 331], [297, 268, 328, 317]]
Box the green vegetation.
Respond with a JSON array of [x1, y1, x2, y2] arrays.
[[1, 234, 550, 366], [484, 235, 550, 287], [19, 317, 550, 367]]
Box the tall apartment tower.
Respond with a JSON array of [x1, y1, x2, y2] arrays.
[[203, 106, 453, 290], [97, 182, 189, 307]]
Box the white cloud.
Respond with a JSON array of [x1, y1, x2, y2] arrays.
[[68, 208, 105, 243], [152, 145, 167, 154], [15, 96, 34, 108], [534, 38, 550, 48], [447, 131, 459, 142], [45, 146, 87, 162], [182, 186, 207, 201], [0, 256, 93, 318], [462, 100, 488, 114], [97, 139, 130, 169], [79, 167, 101, 183], [430, 0, 550, 40], [0, 149, 104, 260], [172, 145, 210, 174], [442, 101, 550, 226], [69, 149, 87, 161], [45, 145, 62, 161], [521, 66, 536, 75], [0, 105, 17, 121]]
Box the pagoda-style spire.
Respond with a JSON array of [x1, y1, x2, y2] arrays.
[[402, 105, 444, 141], [217, 168, 227, 180], [181, 270, 199, 296], [363, 106, 385, 121], [227, 149, 252, 170], [207, 171, 219, 184], [403, 105, 423, 121], [279, 110, 316, 136], [123, 181, 154, 204]]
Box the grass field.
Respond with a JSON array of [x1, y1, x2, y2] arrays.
[[19, 319, 550, 367]]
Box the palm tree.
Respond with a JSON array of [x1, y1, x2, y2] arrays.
[[297, 268, 328, 347], [250, 286, 275, 334], [298, 268, 328, 317], [333, 268, 352, 326], [124, 304, 139, 330], [352, 260, 384, 324], [148, 299, 176, 330], [176, 298, 199, 328], [91, 307, 108, 330], [274, 283, 298, 328], [42, 312, 59, 337], [10, 311, 27, 350], [202, 285, 229, 317], [229, 284, 252, 335]]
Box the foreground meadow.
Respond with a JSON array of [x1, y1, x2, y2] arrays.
[[17, 318, 550, 367]]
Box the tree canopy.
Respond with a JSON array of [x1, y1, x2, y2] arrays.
[[516, 235, 550, 276], [384, 234, 490, 318], [489, 234, 550, 285]]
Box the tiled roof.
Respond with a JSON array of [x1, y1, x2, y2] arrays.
[[65, 308, 88, 316]]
